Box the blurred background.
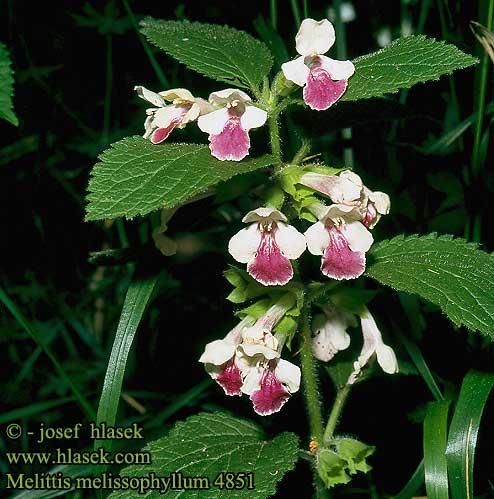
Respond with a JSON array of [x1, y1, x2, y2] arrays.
[[1, 0, 493, 497]]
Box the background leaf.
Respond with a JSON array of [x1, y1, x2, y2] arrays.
[[108, 412, 299, 499], [366, 234, 494, 337], [423, 401, 450, 499], [342, 36, 477, 102], [0, 42, 18, 126], [85, 137, 275, 221], [445, 370, 494, 499], [94, 271, 157, 451], [140, 18, 273, 92]]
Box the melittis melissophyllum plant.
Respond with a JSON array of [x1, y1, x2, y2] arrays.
[[84, 13, 494, 499]]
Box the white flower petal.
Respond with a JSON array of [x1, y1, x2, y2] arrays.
[[281, 56, 310, 86], [369, 191, 391, 215], [295, 18, 335, 56], [325, 203, 363, 222], [240, 105, 268, 131], [199, 339, 237, 366], [300, 172, 362, 202], [242, 207, 288, 223], [197, 108, 230, 135], [195, 97, 215, 115], [304, 221, 329, 255], [228, 223, 261, 264], [208, 88, 251, 105], [275, 359, 301, 393], [319, 55, 355, 80], [376, 344, 399, 374], [159, 88, 195, 102], [135, 85, 165, 107], [341, 221, 373, 253], [241, 343, 279, 360], [241, 366, 261, 395], [152, 105, 185, 128], [182, 102, 201, 125], [276, 223, 307, 259]]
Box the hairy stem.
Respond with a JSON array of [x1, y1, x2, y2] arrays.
[[323, 385, 352, 443], [300, 307, 324, 442], [268, 112, 282, 163]]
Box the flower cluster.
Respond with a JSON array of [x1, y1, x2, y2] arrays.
[[312, 306, 398, 383], [199, 297, 301, 415], [135, 18, 354, 161], [228, 171, 390, 286]]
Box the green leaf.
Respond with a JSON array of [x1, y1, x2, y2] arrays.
[[94, 271, 157, 451], [0, 42, 18, 126], [224, 266, 267, 304], [445, 370, 494, 499], [342, 36, 477, 102], [108, 412, 299, 499], [423, 401, 450, 499], [85, 137, 276, 221], [391, 460, 425, 499], [140, 18, 273, 92], [317, 439, 374, 489], [366, 234, 494, 337]]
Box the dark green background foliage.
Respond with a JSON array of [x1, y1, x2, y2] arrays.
[[1, 1, 493, 498]]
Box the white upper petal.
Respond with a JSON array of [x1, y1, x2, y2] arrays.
[[197, 108, 230, 135], [242, 207, 288, 223], [276, 222, 307, 259], [159, 88, 195, 103], [341, 221, 373, 252], [199, 339, 237, 365], [240, 105, 268, 131], [295, 18, 335, 56], [241, 342, 279, 360], [281, 56, 310, 86], [319, 55, 355, 80], [376, 344, 399, 374], [208, 88, 251, 105], [135, 85, 165, 107], [228, 223, 261, 264], [275, 358, 301, 393], [304, 221, 330, 255], [369, 191, 391, 215]]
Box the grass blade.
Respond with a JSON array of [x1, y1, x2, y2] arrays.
[[0, 286, 95, 419], [424, 401, 450, 499], [445, 370, 494, 499], [0, 397, 74, 425], [94, 271, 158, 450], [392, 459, 425, 499]]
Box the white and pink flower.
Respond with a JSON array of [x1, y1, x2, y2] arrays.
[[135, 86, 205, 144], [228, 207, 306, 286], [304, 202, 373, 280], [312, 307, 355, 362], [197, 89, 268, 161], [281, 18, 355, 110], [199, 298, 301, 415], [199, 316, 256, 396], [362, 186, 391, 228], [347, 309, 399, 384]]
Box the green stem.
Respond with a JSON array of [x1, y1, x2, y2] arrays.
[[270, 0, 277, 30], [122, 0, 169, 88], [300, 307, 329, 499], [323, 385, 351, 443], [302, 0, 309, 18], [300, 307, 324, 443], [268, 112, 282, 163], [471, 0, 494, 177]]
